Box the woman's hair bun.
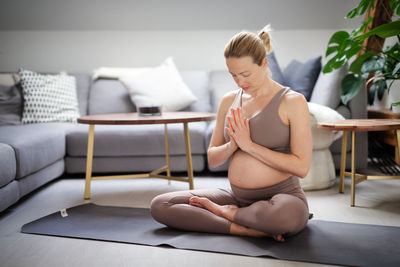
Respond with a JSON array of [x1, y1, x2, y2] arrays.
[[258, 24, 273, 54]]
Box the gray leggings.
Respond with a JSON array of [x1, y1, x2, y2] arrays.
[[150, 176, 309, 236]]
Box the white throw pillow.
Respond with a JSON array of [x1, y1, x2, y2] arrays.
[[119, 57, 198, 111], [308, 102, 345, 149], [19, 69, 80, 123]]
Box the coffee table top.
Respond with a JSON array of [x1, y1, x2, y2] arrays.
[[318, 119, 400, 132], [77, 112, 216, 125]]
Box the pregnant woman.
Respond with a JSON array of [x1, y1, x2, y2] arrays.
[[150, 26, 312, 242]]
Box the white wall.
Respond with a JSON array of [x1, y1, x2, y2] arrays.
[[0, 0, 361, 73], [0, 29, 341, 73]]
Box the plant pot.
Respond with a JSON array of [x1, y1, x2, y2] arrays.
[[373, 88, 389, 110], [372, 80, 400, 111], [388, 80, 400, 107], [392, 104, 400, 114]]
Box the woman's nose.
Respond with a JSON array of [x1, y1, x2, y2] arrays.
[[235, 77, 243, 86]]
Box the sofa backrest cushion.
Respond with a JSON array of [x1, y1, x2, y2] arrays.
[[71, 73, 92, 116], [89, 79, 136, 115], [180, 71, 212, 112], [209, 71, 238, 113], [267, 52, 285, 85], [309, 64, 348, 110], [283, 56, 322, 101], [0, 74, 23, 125]]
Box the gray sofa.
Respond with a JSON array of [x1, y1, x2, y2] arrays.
[[0, 56, 367, 213]]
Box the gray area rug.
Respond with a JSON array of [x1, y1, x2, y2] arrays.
[[21, 203, 400, 267]]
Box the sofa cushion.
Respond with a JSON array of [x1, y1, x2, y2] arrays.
[[89, 79, 136, 115], [19, 69, 80, 123], [0, 74, 23, 125], [209, 71, 238, 113], [0, 180, 19, 213], [0, 143, 16, 187], [119, 57, 198, 112], [310, 64, 348, 109], [283, 56, 322, 100], [66, 122, 208, 157], [181, 71, 212, 112], [0, 123, 71, 178], [267, 52, 285, 85], [65, 155, 205, 173], [71, 73, 92, 116], [18, 159, 64, 197]]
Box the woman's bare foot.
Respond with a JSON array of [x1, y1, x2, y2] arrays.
[[230, 223, 285, 242], [189, 196, 238, 221]]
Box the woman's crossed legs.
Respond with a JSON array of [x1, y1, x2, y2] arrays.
[[150, 188, 308, 241]]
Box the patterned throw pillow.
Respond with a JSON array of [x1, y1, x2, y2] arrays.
[[19, 69, 80, 123]]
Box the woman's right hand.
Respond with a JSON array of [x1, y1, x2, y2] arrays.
[[225, 116, 238, 151]]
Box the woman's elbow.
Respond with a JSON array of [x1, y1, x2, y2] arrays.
[[297, 168, 309, 179], [207, 150, 223, 169], [207, 153, 219, 169], [296, 162, 311, 178]]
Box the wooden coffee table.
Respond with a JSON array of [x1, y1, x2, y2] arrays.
[[318, 119, 400, 206], [78, 112, 215, 199]]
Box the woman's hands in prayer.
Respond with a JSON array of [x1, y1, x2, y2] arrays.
[[225, 107, 252, 151]]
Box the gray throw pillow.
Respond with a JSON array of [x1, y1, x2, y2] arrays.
[[310, 63, 349, 109], [283, 56, 322, 100], [267, 52, 285, 85], [0, 75, 23, 125]]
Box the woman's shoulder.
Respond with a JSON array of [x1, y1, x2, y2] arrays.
[[282, 89, 308, 112], [283, 88, 307, 103], [219, 89, 240, 108], [215, 89, 240, 118]]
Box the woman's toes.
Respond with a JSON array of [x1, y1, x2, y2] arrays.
[[189, 196, 202, 207], [274, 234, 285, 242]]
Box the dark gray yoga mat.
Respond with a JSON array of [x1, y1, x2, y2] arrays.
[[21, 203, 400, 267]]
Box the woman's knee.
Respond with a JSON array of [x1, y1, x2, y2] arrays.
[[150, 192, 192, 221], [150, 194, 168, 222]]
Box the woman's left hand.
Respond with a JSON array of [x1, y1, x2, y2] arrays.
[[227, 107, 253, 151]]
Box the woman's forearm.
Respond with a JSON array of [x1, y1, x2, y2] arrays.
[[207, 142, 237, 168], [245, 142, 310, 178]]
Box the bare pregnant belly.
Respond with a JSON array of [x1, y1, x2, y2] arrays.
[[228, 150, 291, 188]]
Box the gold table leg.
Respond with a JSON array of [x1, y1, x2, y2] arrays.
[[350, 131, 356, 206], [164, 124, 171, 184], [339, 130, 348, 193], [397, 130, 400, 161], [84, 124, 95, 200], [183, 122, 194, 190]]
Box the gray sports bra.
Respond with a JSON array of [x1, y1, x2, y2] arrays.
[[224, 87, 291, 153]]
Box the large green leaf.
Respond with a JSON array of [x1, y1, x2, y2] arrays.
[[356, 20, 400, 40], [344, 44, 363, 59], [361, 56, 386, 73], [390, 0, 400, 16], [323, 55, 347, 73], [346, 0, 375, 18], [349, 51, 375, 73], [341, 74, 363, 105], [327, 31, 350, 46]]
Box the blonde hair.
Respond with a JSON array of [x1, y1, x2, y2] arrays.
[[224, 24, 273, 66]]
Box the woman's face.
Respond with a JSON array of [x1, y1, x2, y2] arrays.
[[226, 56, 268, 92]]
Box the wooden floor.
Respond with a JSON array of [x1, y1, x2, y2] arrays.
[[0, 172, 399, 267]]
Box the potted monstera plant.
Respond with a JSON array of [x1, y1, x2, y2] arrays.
[[323, 0, 400, 109]]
